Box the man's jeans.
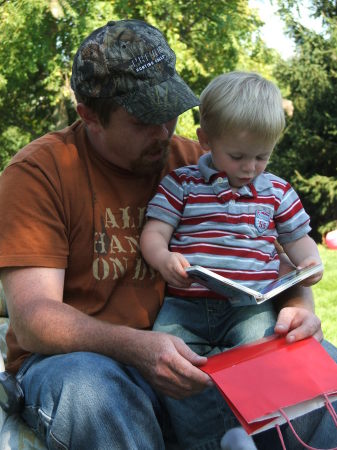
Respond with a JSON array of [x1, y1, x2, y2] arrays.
[[15, 323, 337, 450], [16, 352, 167, 450], [153, 296, 337, 450]]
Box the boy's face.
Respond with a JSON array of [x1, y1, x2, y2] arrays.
[[197, 128, 274, 189]]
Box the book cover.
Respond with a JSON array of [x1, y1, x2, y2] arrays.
[[201, 335, 337, 435]]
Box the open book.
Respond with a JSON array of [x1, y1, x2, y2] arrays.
[[185, 263, 323, 306]]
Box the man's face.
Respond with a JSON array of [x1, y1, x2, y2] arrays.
[[90, 107, 178, 175]]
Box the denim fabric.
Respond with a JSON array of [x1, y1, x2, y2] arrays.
[[153, 296, 277, 449], [16, 352, 166, 450], [13, 328, 337, 450]]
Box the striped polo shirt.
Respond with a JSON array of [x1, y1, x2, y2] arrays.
[[146, 152, 311, 299]]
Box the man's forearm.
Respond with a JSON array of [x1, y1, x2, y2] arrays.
[[9, 296, 143, 363], [10, 296, 213, 398], [2, 266, 145, 364]]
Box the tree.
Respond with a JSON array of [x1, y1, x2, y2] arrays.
[[113, 0, 276, 91], [113, 0, 280, 137], [268, 0, 337, 239], [0, 0, 115, 168], [0, 0, 278, 167]]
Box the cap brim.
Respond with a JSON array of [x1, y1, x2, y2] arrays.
[[115, 73, 200, 124]]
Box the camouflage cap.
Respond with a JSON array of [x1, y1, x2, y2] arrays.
[[71, 19, 200, 124]]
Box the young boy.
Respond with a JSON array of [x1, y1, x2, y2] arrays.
[[140, 72, 323, 449]]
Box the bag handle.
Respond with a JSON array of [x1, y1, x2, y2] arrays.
[[275, 395, 337, 450]]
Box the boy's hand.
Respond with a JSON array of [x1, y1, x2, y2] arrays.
[[158, 252, 192, 287], [297, 256, 323, 286]]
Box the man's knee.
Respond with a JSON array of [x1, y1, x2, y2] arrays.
[[22, 352, 143, 411], [20, 352, 165, 449]]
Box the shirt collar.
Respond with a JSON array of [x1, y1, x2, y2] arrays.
[[198, 152, 273, 194]]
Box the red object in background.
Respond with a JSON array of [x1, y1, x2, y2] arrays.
[[326, 230, 337, 250]]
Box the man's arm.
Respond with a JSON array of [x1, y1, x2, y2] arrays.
[[273, 252, 323, 343], [1, 267, 211, 399]]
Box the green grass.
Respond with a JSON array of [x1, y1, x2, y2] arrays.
[[313, 244, 337, 346]]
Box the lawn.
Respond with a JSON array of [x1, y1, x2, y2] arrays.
[[313, 244, 337, 346]]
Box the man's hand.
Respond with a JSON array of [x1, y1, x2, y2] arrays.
[[130, 330, 213, 399], [274, 306, 323, 343]]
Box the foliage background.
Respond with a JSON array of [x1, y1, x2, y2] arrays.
[[314, 245, 337, 346], [0, 0, 336, 240]]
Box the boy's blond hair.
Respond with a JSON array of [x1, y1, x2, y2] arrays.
[[199, 71, 285, 144]]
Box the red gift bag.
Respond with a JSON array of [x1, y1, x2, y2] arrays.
[[201, 335, 337, 449]]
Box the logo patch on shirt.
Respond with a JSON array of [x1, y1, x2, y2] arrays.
[[255, 210, 270, 233]]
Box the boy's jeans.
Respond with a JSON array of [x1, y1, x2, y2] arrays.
[[16, 352, 167, 450], [153, 296, 277, 449], [153, 296, 337, 450]]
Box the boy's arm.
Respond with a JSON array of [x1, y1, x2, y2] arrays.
[[274, 251, 323, 343], [282, 235, 323, 285], [140, 219, 190, 287]]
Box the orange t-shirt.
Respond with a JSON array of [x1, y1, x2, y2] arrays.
[[0, 120, 204, 373]]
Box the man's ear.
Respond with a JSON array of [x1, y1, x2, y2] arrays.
[[196, 127, 211, 151], [76, 103, 102, 133]]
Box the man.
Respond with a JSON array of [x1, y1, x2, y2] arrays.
[[0, 19, 335, 450]]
